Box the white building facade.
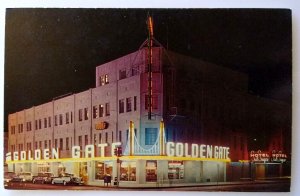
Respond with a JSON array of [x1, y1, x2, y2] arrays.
[[6, 47, 229, 187]]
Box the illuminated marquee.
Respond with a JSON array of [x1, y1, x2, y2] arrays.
[[6, 142, 122, 162], [6, 142, 230, 162], [6, 148, 60, 161], [166, 142, 230, 160]]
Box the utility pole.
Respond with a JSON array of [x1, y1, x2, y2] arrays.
[[114, 147, 122, 187]]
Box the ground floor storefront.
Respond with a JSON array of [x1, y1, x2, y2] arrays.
[[7, 156, 227, 187], [226, 161, 291, 181]]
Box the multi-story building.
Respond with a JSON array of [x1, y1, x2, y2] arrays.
[[6, 42, 290, 186]]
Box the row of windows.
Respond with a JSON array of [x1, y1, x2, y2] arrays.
[[10, 117, 52, 134], [10, 105, 112, 134], [92, 103, 110, 119], [119, 96, 137, 114], [10, 127, 158, 152], [10, 133, 110, 152], [119, 66, 140, 80], [55, 112, 73, 126]]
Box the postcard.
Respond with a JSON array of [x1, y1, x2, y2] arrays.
[[3, 8, 291, 192]]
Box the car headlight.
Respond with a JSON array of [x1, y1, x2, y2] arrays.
[[22, 179, 26, 182]]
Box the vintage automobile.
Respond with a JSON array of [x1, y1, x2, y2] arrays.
[[18, 172, 33, 182], [6, 175, 24, 187], [4, 172, 17, 187], [32, 172, 54, 184], [51, 173, 83, 186]]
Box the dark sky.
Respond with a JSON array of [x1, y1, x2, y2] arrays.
[[4, 8, 292, 131]]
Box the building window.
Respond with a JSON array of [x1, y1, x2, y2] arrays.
[[105, 103, 110, 116], [44, 140, 48, 149], [105, 74, 109, 84], [10, 126, 15, 134], [39, 119, 42, 129], [146, 160, 157, 182], [85, 135, 88, 146], [60, 138, 63, 150], [48, 117, 51, 127], [99, 104, 104, 117], [26, 122, 31, 131], [44, 118, 47, 128], [134, 96, 137, 111], [168, 161, 184, 179], [55, 115, 58, 126], [94, 134, 97, 144], [99, 133, 102, 144], [27, 143, 32, 151], [66, 137, 69, 150], [59, 114, 63, 125], [35, 142, 38, 150], [49, 140, 51, 149], [55, 139, 58, 148], [120, 161, 136, 181], [66, 112, 69, 124], [71, 112, 73, 123], [39, 141, 42, 149], [119, 69, 126, 80], [105, 132, 108, 143], [112, 132, 114, 143], [79, 109, 83, 121], [145, 128, 158, 145], [119, 131, 122, 142], [132, 66, 139, 76], [95, 161, 113, 180], [84, 108, 89, 120], [93, 106, 98, 119], [126, 97, 132, 112], [79, 136, 82, 148], [119, 99, 124, 114], [100, 75, 105, 86]]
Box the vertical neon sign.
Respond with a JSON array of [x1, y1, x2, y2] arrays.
[[147, 15, 153, 120]]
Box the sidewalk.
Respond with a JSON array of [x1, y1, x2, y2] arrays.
[[86, 176, 290, 189]]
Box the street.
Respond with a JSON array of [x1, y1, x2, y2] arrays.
[[5, 179, 290, 192]]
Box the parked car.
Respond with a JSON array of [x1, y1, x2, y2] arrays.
[[6, 175, 24, 187], [18, 172, 33, 182], [32, 172, 54, 184], [51, 173, 83, 186], [4, 172, 17, 187]]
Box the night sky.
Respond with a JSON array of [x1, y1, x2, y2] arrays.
[[4, 8, 292, 131]]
